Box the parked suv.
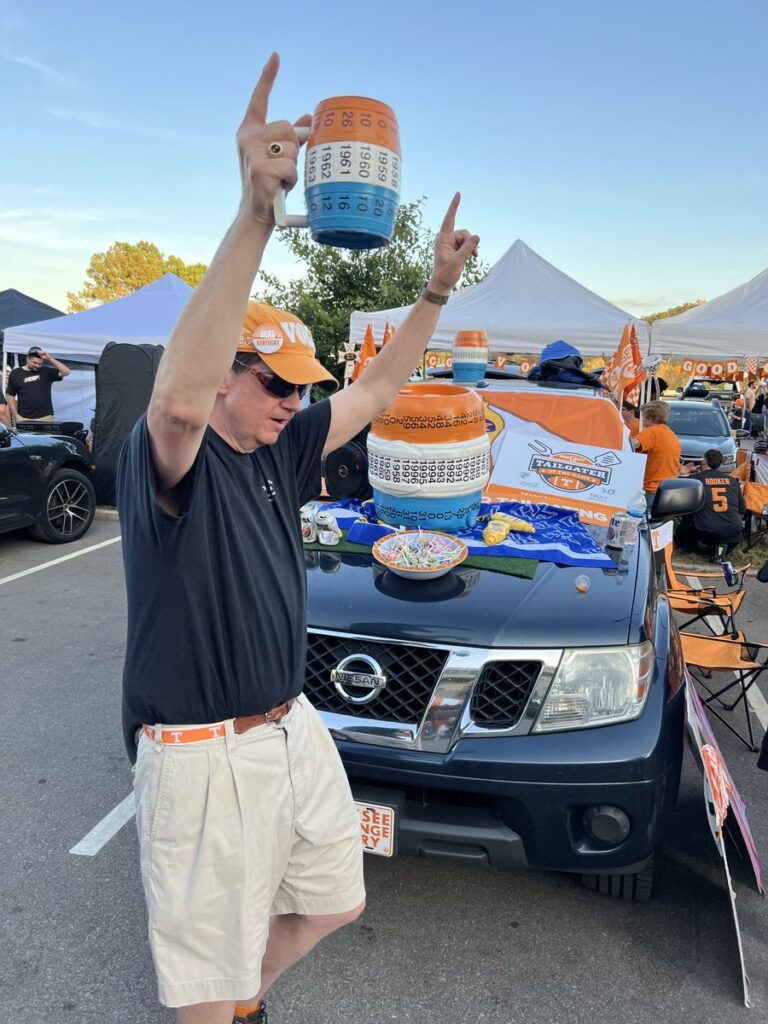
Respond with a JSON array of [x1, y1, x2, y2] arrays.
[[0, 425, 96, 542], [666, 399, 738, 469], [304, 377, 702, 902]]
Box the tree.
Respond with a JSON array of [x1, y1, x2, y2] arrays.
[[643, 299, 705, 323], [67, 241, 207, 311], [253, 198, 488, 382]]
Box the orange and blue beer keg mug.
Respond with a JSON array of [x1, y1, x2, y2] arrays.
[[452, 330, 489, 383], [274, 96, 400, 249], [367, 383, 490, 532]]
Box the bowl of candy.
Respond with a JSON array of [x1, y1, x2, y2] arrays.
[[372, 530, 468, 580]]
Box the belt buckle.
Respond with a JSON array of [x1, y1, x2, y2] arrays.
[[264, 704, 282, 724]]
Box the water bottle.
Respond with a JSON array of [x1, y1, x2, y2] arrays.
[[624, 491, 647, 549]]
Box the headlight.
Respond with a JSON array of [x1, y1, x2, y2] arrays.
[[533, 642, 654, 732]]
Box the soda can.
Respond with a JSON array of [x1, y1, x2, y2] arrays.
[[606, 512, 630, 548], [721, 560, 736, 586], [315, 508, 341, 546], [300, 505, 318, 544]]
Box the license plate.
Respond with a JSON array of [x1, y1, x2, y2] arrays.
[[355, 800, 395, 857]]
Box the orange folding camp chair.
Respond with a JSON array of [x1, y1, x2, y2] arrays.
[[664, 543, 749, 595], [664, 545, 748, 637], [681, 631, 768, 750]]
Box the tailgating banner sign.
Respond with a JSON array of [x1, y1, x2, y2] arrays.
[[681, 359, 740, 379], [485, 437, 646, 525]]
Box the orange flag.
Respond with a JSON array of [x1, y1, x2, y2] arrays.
[[625, 324, 645, 406], [351, 323, 377, 381], [602, 323, 644, 404]]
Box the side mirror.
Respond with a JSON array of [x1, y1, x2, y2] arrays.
[[0, 427, 11, 449], [649, 478, 704, 521], [734, 429, 750, 439], [676, 387, 683, 395]]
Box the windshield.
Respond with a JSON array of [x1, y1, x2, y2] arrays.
[[687, 380, 737, 394], [667, 406, 729, 438]]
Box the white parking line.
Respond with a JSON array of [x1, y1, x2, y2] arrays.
[[0, 535, 121, 586], [70, 793, 135, 856]]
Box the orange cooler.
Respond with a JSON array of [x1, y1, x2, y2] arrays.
[[367, 384, 490, 531]]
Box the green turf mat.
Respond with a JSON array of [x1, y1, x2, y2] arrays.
[[303, 533, 538, 580]]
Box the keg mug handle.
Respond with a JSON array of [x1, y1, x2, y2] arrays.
[[273, 126, 311, 228]]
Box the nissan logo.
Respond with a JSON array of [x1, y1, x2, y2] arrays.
[[331, 654, 387, 705]]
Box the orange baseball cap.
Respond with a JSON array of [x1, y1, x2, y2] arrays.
[[237, 302, 337, 390]]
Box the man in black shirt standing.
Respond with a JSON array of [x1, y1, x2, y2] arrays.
[[678, 448, 745, 554], [117, 54, 479, 1024], [6, 346, 70, 422]]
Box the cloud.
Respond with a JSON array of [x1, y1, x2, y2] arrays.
[[44, 106, 203, 144], [1, 48, 75, 86], [0, 205, 148, 257], [44, 107, 107, 130]]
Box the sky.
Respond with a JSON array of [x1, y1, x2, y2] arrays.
[[2, 0, 767, 318]]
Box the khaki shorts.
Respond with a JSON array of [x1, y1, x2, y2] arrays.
[[134, 694, 365, 1008]]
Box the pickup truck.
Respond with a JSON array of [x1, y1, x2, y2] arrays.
[[305, 377, 702, 902]]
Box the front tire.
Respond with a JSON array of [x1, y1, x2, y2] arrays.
[[30, 468, 96, 543], [581, 852, 656, 903]]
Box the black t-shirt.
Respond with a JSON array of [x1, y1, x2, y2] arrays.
[[117, 402, 331, 760], [7, 365, 60, 417], [691, 469, 745, 539]]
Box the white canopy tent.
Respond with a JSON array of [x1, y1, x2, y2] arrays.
[[650, 266, 768, 358], [3, 274, 193, 426], [349, 239, 648, 355]]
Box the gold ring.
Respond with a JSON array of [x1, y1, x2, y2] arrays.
[[268, 142, 284, 157]]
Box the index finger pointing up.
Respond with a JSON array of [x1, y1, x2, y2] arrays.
[[243, 52, 279, 127], [439, 192, 461, 233]]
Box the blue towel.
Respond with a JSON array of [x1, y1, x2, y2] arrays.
[[322, 499, 614, 569]]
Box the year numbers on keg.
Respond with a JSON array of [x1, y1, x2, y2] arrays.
[[359, 146, 371, 178], [339, 146, 352, 174], [320, 146, 332, 180]]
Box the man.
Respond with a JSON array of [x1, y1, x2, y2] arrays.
[[621, 401, 640, 441], [117, 54, 479, 1024], [677, 449, 745, 554], [6, 346, 70, 422], [743, 380, 756, 432], [631, 400, 681, 509]]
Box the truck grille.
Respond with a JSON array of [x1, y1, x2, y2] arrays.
[[469, 661, 542, 729], [305, 632, 448, 724]]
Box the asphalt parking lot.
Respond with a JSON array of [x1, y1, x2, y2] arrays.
[[1, 522, 766, 1024]]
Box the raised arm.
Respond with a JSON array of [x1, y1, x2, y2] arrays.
[[147, 53, 310, 494], [40, 352, 71, 378], [323, 194, 479, 456]]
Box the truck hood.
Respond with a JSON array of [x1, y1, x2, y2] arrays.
[[305, 541, 651, 649]]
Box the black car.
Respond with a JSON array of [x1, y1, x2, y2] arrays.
[[304, 379, 703, 903], [0, 425, 96, 542]]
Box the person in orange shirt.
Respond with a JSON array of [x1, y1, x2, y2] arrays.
[[632, 400, 681, 509]]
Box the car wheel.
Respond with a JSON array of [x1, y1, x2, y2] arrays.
[[30, 468, 96, 544], [580, 852, 655, 903]]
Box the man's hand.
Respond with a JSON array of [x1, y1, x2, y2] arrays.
[[236, 53, 311, 226], [427, 193, 480, 295]]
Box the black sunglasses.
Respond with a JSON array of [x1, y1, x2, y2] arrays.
[[235, 360, 308, 399]]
